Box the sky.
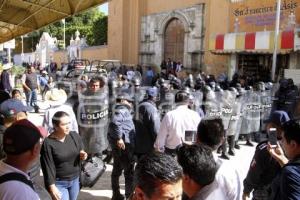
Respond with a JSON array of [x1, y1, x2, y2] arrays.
[[99, 2, 108, 15]]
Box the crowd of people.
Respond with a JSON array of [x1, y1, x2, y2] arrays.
[[0, 61, 299, 200]]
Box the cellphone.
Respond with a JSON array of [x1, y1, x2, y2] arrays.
[[184, 131, 197, 144], [268, 128, 277, 147]]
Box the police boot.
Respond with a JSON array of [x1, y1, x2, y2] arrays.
[[220, 141, 230, 160], [234, 141, 240, 149], [245, 134, 254, 147], [111, 192, 124, 200], [34, 105, 39, 113], [228, 136, 235, 156]]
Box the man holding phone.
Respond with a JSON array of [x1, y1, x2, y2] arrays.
[[242, 111, 290, 200]]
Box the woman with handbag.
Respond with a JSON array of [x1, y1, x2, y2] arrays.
[[41, 111, 87, 200]]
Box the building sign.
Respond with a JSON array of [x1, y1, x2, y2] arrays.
[[230, 0, 300, 32]]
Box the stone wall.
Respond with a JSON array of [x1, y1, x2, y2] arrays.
[[139, 4, 205, 69]]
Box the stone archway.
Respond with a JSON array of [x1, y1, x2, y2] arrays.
[[164, 18, 185, 63], [156, 10, 192, 68]]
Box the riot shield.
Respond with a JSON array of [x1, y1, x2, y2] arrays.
[[158, 89, 175, 119], [77, 78, 109, 155], [221, 90, 235, 131], [234, 92, 246, 141], [260, 89, 272, 132], [203, 90, 222, 119], [191, 91, 203, 113], [240, 90, 261, 135]]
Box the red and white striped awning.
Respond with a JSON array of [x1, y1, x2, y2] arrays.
[[209, 30, 295, 54]]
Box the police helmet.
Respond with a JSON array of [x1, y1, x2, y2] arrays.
[[215, 85, 223, 92], [156, 78, 165, 87], [170, 77, 182, 90], [116, 92, 134, 102], [265, 82, 273, 90], [228, 87, 239, 96], [131, 77, 141, 86], [203, 85, 212, 93]]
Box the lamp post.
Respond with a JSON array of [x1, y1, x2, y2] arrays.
[[21, 35, 24, 63], [271, 0, 281, 82], [62, 19, 66, 49]]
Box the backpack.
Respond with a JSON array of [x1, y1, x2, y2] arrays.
[[0, 172, 34, 190]]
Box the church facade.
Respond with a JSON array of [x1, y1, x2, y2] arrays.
[[107, 0, 229, 75]]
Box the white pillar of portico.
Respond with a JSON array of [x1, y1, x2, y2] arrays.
[[228, 53, 237, 81]]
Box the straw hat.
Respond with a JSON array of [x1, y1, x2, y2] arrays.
[[45, 88, 67, 106], [2, 63, 12, 70]]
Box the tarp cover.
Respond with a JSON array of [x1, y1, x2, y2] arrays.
[[0, 0, 106, 43]]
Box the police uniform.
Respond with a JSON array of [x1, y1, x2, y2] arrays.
[[243, 141, 281, 200], [108, 103, 135, 199]]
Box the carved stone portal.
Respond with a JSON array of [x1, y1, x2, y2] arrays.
[[139, 4, 205, 69]]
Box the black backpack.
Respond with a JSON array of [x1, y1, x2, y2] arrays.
[[0, 172, 34, 190]]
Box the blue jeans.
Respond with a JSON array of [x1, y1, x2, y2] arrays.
[[55, 177, 80, 200], [25, 89, 38, 107]]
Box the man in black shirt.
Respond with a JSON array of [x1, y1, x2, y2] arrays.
[[243, 111, 290, 200]]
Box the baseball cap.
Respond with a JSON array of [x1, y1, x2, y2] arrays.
[[146, 87, 158, 97], [3, 119, 43, 155], [0, 99, 31, 117], [264, 110, 290, 126]]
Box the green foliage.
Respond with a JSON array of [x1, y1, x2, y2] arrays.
[[92, 16, 108, 45], [23, 8, 107, 50], [11, 65, 25, 78]]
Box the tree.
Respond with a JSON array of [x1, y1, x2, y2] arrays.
[[92, 16, 108, 45], [16, 8, 108, 52]]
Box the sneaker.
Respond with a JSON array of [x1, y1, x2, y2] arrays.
[[111, 193, 124, 200]]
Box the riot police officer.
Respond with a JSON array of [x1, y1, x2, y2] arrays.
[[78, 76, 109, 157], [108, 93, 136, 200]]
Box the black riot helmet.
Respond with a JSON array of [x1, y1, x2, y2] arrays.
[[156, 78, 165, 87], [169, 77, 181, 90], [184, 74, 195, 89]]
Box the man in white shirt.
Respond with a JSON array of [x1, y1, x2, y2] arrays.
[[177, 144, 226, 200], [0, 119, 42, 200], [197, 118, 242, 200], [154, 90, 201, 155]]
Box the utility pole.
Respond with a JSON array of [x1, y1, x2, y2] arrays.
[[271, 0, 281, 82]]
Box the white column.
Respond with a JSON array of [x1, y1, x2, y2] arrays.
[[228, 53, 237, 81]]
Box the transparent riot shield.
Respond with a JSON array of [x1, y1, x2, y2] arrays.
[[240, 90, 261, 135], [204, 90, 222, 119], [191, 91, 203, 114], [77, 77, 109, 155], [221, 90, 235, 131], [260, 89, 272, 132], [158, 89, 175, 119], [235, 91, 246, 141]]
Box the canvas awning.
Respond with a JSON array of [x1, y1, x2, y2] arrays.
[[209, 30, 295, 54], [0, 0, 107, 43]]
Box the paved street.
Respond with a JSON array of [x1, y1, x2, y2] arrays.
[[27, 100, 256, 200]]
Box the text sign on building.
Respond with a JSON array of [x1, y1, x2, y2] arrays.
[[230, 0, 300, 32]]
